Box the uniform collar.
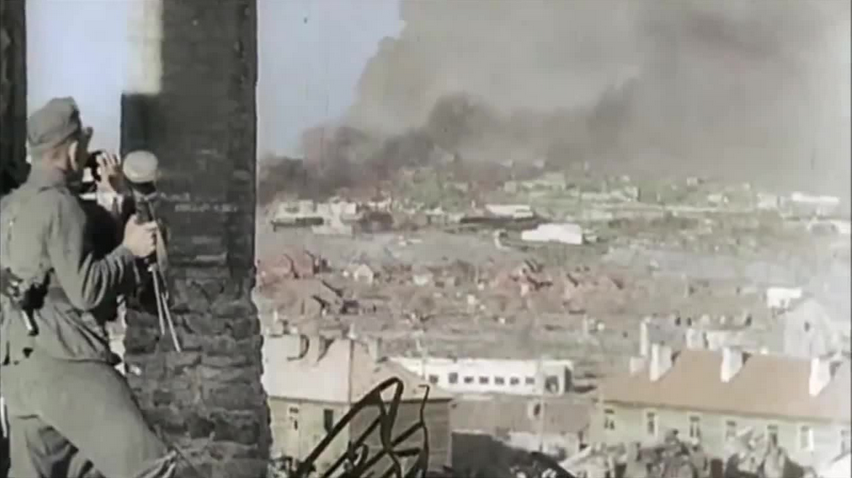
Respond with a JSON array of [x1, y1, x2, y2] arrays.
[[26, 164, 70, 189]]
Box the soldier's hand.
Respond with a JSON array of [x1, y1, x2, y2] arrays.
[[123, 215, 158, 258], [96, 151, 123, 193]]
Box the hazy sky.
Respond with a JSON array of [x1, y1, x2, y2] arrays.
[[258, 0, 404, 158], [26, 0, 403, 156]]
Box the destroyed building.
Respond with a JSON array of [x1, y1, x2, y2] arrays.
[[781, 298, 851, 359], [262, 334, 453, 475], [451, 396, 590, 459]]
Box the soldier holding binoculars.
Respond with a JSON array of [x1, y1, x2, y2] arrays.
[[0, 97, 177, 478]]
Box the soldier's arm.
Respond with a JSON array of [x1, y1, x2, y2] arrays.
[[46, 193, 137, 311]]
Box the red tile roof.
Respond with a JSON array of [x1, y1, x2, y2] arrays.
[[600, 350, 851, 423]]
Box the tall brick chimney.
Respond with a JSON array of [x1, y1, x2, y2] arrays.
[[120, 1, 270, 476]]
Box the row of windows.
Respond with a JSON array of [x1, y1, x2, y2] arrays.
[[428, 372, 538, 387], [603, 409, 851, 453], [286, 406, 336, 434]]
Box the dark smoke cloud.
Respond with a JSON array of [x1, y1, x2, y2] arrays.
[[328, 0, 850, 199]]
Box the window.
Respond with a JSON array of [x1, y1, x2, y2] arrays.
[[689, 415, 701, 440], [463, 376, 474, 384], [603, 409, 615, 431], [495, 376, 505, 385], [530, 403, 542, 418], [767, 424, 779, 446], [288, 406, 300, 431], [841, 428, 850, 453], [510, 377, 520, 386], [448, 372, 459, 384], [525, 376, 535, 385], [323, 409, 334, 433], [428, 374, 439, 385], [478, 376, 490, 385], [645, 411, 658, 437], [544, 375, 560, 394], [799, 425, 814, 451], [725, 420, 737, 440]]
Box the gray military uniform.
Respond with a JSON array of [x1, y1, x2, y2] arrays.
[[0, 98, 177, 478]]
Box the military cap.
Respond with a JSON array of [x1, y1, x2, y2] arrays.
[[27, 97, 87, 155]]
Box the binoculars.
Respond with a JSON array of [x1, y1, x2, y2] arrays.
[[85, 150, 106, 183]]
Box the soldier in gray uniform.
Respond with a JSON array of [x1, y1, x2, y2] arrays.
[[0, 97, 177, 477]]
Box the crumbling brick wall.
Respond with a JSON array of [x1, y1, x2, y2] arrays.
[[0, 0, 27, 195], [120, 1, 270, 476]]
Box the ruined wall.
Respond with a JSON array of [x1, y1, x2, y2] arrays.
[[120, 1, 270, 476], [0, 0, 27, 195], [268, 399, 352, 472]]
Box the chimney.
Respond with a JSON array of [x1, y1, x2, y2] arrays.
[[649, 343, 673, 381], [721, 347, 744, 383], [809, 357, 833, 396], [685, 328, 707, 350], [305, 335, 332, 364], [629, 356, 647, 375], [640, 319, 651, 357], [367, 337, 384, 362]]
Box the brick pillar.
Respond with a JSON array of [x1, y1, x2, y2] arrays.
[[120, 1, 269, 477], [0, 0, 27, 196], [0, 2, 25, 474]]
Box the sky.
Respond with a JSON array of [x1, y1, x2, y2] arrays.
[[26, 0, 403, 156]]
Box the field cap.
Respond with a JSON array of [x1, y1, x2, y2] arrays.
[[27, 97, 89, 155]]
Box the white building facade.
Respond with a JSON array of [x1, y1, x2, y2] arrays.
[[392, 356, 574, 396]]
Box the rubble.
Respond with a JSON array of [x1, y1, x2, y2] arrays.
[[723, 429, 809, 478], [412, 267, 435, 287], [807, 219, 851, 236], [348, 263, 376, 284], [270, 199, 361, 235], [485, 204, 536, 219], [765, 287, 802, 311], [521, 223, 584, 245], [560, 431, 709, 478], [256, 249, 325, 288]]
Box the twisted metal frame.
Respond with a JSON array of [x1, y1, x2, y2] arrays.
[[294, 377, 431, 478]]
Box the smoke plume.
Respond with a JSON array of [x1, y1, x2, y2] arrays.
[[324, 0, 850, 199]]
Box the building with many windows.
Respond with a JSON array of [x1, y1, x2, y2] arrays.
[[391, 356, 574, 396], [594, 345, 851, 468]]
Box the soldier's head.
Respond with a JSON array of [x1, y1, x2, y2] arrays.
[[27, 97, 93, 177]]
